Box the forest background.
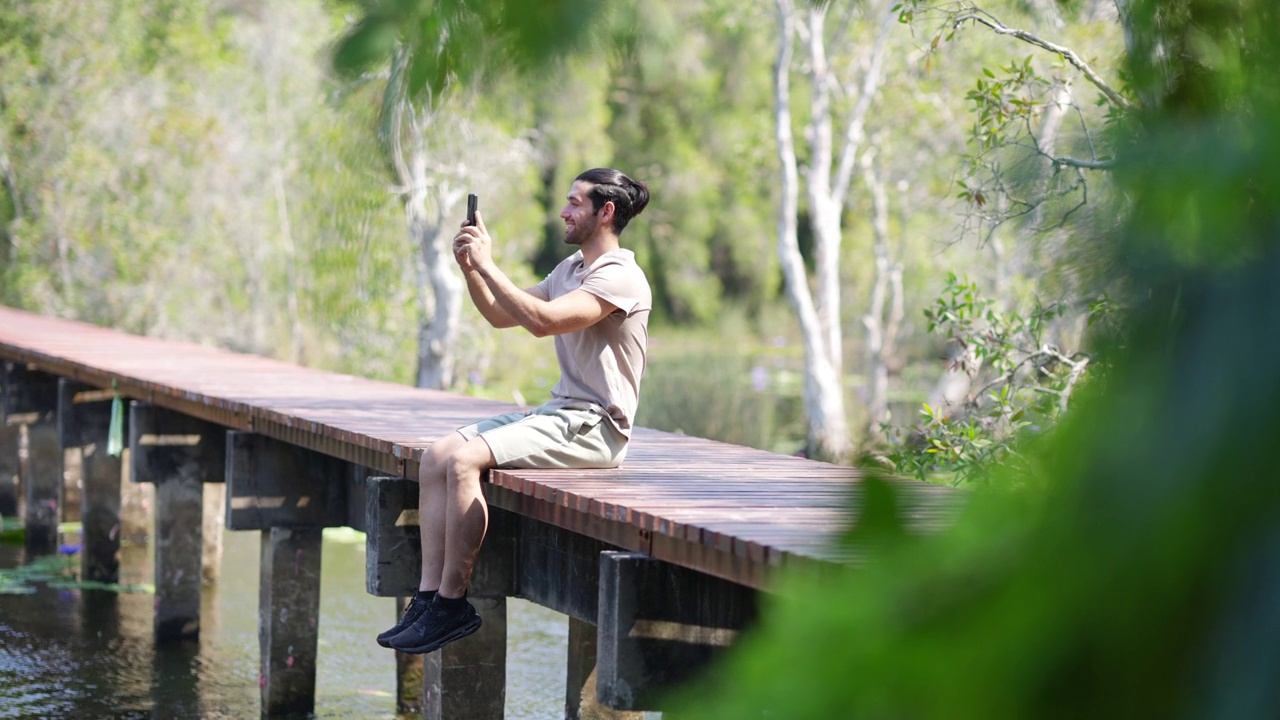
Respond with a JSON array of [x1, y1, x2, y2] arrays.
[[9, 1, 1280, 717], [0, 0, 1124, 471]]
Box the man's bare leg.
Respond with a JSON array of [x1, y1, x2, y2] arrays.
[[439, 437, 496, 598], [418, 432, 467, 592]]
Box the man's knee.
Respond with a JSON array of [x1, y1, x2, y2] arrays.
[[447, 438, 495, 481], [420, 432, 467, 483]]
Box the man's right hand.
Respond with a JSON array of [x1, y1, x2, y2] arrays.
[[453, 221, 475, 272], [453, 211, 495, 275]]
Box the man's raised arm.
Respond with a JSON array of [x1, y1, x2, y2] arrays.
[[455, 212, 615, 338]]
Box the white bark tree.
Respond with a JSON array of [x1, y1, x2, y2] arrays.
[[773, 0, 895, 461], [380, 47, 531, 391], [861, 144, 904, 440]]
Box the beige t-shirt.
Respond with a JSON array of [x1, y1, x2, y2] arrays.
[[534, 249, 651, 437]]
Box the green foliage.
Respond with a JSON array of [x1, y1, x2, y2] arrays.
[[331, 0, 606, 101], [670, 0, 1280, 717], [882, 273, 1101, 484]]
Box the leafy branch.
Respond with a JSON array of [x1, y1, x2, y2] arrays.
[[949, 5, 1133, 111], [876, 274, 1110, 485]]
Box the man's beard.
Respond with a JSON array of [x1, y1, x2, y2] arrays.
[[563, 213, 598, 245]]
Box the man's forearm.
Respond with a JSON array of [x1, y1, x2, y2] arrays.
[[464, 268, 518, 328], [477, 263, 551, 336]]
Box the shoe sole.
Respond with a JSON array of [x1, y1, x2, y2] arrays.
[[397, 615, 483, 655]]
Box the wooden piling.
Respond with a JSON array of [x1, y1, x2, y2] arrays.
[[202, 483, 225, 584], [258, 526, 323, 718], [154, 464, 204, 639], [80, 442, 122, 582], [566, 615, 597, 720], [130, 403, 226, 640], [59, 379, 123, 583], [395, 597, 425, 715], [0, 423, 19, 520], [24, 421, 60, 557], [4, 363, 61, 556], [424, 595, 507, 720], [119, 448, 151, 543]]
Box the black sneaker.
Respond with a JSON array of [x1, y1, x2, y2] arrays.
[[387, 596, 482, 655], [377, 594, 433, 648]]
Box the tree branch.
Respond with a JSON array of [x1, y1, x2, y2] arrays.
[[832, 5, 896, 209], [954, 8, 1134, 111], [1049, 155, 1114, 170]]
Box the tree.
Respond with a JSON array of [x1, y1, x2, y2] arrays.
[[773, 0, 897, 460], [332, 0, 606, 390], [363, 47, 532, 390]]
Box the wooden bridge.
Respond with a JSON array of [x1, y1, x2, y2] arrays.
[[0, 305, 957, 718]]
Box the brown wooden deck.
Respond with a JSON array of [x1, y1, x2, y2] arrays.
[[0, 305, 956, 591]]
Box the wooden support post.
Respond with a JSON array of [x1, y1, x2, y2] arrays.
[[24, 422, 60, 557], [202, 483, 225, 584], [364, 476, 422, 597], [130, 403, 226, 640], [566, 616, 646, 720], [226, 433, 352, 718], [118, 449, 150, 543], [155, 464, 204, 639], [395, 596, 425, 715], [258, 526, 323, 718], [597, 551, 759, 712], [424, 595, 507, 720], [59, 379, 122, 583], [566, 615, 597, 720], [0, 423, 19, 520], [3, 362, 61, 556]]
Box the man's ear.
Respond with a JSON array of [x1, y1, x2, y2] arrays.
[[599, 200, 616, 228]]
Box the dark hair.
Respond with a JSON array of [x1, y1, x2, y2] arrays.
[[574, 168, 650, 235]]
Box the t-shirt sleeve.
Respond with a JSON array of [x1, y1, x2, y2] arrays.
[[580, 261, 649, 314]]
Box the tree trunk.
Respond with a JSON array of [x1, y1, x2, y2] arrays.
[[775, 0, 851, 461], [407, 149, 464, 391], [862, 149, 897, 440]]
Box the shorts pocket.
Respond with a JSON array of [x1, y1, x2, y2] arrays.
[[558, 408, 603, 436]]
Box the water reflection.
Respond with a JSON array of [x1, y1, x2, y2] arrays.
[[0, 531, 570, 719]]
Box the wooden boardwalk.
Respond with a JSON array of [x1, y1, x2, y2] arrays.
[[0, 305, 958, 717]]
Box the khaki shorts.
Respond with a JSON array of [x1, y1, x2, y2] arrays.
[[457, 404, 628, 469]]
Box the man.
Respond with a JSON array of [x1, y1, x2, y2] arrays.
[[379, 168, 652, 655]]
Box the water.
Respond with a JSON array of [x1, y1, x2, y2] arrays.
[[0, 529, 570, 719]]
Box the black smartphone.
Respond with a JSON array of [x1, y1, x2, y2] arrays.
[[466, 194, 478, 227]]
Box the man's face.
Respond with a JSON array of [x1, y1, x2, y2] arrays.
[[560, 180, 600, 246]]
